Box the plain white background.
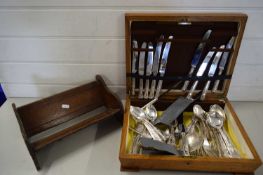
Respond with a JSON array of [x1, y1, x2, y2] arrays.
[[0, 0, 263, 101]]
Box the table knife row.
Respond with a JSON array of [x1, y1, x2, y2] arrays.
[[131, 32, 235, 100]]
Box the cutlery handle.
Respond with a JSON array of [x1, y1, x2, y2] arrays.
[[182, 67, 195, 91], [212, 80, 220, 93], [187, 80, 198, 99], [131, 77, 136, 95], [200, 80, 211, 101], [212, 69, 223, 93], [144, 79, 150, 99], [149, 79, 156, 99], [155, 80, 163, 98], [138, 78, 144, 99], [181, 80, 190, 91]]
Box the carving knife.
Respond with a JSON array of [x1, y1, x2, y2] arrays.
[[155, 50, 215, 126], [138, 42, 147, 98], [212, 37, 236, 92], [144, 42, 154, 99], [154, 36, 173, 98], [131, 40, 139, 96], [200, 45, 225, 100], [149, 35, 164, 99], [182, 29, 212, 91]]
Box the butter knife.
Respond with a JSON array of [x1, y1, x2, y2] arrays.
[[138, 42, 147, 98], [200, 45, 225, 100], [155, 36, 173, 98], [149, 35, 164, 99], [212, 37, 236, 92], [131, 40, 139, 96], [144, 42, 154, 99], [182, 29, 212, 91]]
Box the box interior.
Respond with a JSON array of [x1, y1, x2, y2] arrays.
[[125, 100, 254, 159]]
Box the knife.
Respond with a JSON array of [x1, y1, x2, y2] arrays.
[[187, 49, 215, 99], [182, 29, 212, 91], [144, 42, 154, 99], [212, 37, 236, 92], [138, 42, 147, 98], [155, 36, 173, 98], [155, 50, 215, 126], [200, 45, 225, 100], [149, 35, 164, 99], [131, 40, 139, 96]]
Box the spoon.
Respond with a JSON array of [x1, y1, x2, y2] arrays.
[[193, 105, 218, 157], [185, 122, 204, 153], [130, 106, 166, 142], [207, 104, 240, 158], [142, 98, 158, 122]]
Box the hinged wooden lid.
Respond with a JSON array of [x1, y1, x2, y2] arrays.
[[125, 13, 247, 102]]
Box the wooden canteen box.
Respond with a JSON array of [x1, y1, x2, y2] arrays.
[[119, 13, 262, 174]]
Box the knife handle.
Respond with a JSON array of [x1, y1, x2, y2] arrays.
[[144, 79, 150, 99], [138, 78, 144, 99], [182, 67, 195, 91], [131, 77, 136, 96], [155, 80, 163, 98], [212, 69, 223, 93], [212, 80, 220, 93], [181, 80, 190, 91], [200, 80, 211, 101], [187, 80, 198, 99], [149, 79, 156, 99]]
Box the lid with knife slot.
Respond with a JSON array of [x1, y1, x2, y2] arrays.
[[125, 13, 247, 103]]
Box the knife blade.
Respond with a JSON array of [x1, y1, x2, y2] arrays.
[[155, 35, 173, 98], [212, 37, 236, 92], [187, 49, 215, 99], [149, 35, 164, 99], [138, 42, 147, 98], [155, 49, 215, 126], [182, 29, 212, 91], [131, 40, 139, 95], [144, 42, 154, 99], [200, 45, 225, 100]]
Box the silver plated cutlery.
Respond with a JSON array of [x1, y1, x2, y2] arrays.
[[155, 36, 173, 98], [212, 37, 236, 92], [182, 30, 212, 91], [138, 42, 147, 98], [187, 50, 215, 98], [149, 36, 164, 99], [200, 45, 225, 100], [144, 42, 154, 99], [131, 40, 139, 95]]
